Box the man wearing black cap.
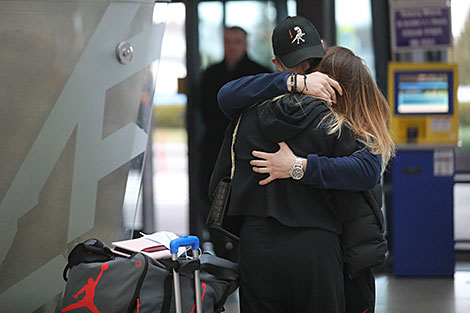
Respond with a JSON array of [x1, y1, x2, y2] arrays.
[[219, 16, 343, 119], [272, 15, 327, 72], [215, 16, 383, 313]]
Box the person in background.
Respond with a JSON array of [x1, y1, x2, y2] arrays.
[[198, 26, 271, 260]]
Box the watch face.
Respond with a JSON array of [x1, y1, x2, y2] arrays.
[[290, 167, 304, 180]]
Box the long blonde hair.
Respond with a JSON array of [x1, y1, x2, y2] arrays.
[[318, 46, 395, 169]]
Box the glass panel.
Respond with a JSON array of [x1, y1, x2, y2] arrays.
[[225, 1, 277, 70], [450, 0, 470, 172], [0, 0, 165, 311], [198, 1, 224, 70], [153, 3, 189, 235], [154, 3, 187, 100], [335, 0, 375, 77], [454, 183, 470, 249], [450, 0, 470, 247]]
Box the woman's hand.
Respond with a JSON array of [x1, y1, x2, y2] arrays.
[[250, 142, 297, 185]]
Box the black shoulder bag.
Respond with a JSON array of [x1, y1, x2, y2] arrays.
[[205, 115, 242, 241]]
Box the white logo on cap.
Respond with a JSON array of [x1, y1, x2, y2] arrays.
[[291, 26, 305, 45]]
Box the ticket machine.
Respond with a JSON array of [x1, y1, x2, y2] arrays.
[[388, 62, 458, 276]]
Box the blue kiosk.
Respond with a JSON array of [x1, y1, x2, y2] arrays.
[[388, 63, 459, 276]]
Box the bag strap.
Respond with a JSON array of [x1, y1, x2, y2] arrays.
[[160, 274, 173, 313], [200, 253, 238, 282], [230, 114, 242, 179], [200, 254, 239, 312], [214, 285, 233, 313], [62, 238, 115, 281], [126, 254, 150, 313]]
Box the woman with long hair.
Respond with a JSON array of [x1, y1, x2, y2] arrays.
[[210, 46, 395, 313], [316, 46, 394, 167]]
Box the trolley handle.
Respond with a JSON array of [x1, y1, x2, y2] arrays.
[[170, 236, 200, 254]]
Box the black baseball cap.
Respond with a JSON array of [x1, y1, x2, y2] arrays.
[[272, 16, 325, 68]]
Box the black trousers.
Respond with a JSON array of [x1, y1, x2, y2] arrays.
[[238, 217, 344, 313], [344, 268, 376, 313]]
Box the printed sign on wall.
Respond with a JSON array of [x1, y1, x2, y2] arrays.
[[389, 0, 451, 52]]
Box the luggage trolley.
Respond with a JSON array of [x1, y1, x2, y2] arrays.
[[169, 236, 202, 313]]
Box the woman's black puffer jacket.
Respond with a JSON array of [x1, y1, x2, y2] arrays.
[[334, 184, 388, 278]]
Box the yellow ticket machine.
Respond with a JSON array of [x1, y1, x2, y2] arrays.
[[388, 62, 459, 145], [388, 62, 458, 276]]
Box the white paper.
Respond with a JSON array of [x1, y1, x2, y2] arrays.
[[433, 149, 454, 176], [141, 231, 188, 256]]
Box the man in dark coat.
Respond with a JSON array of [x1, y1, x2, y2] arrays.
[[199, 26, 271, 260]]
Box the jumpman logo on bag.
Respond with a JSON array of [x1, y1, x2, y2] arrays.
[[190, 283, 207, 313], [61, 263, 109, 313]]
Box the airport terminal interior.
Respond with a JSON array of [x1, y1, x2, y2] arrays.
[[1, 0, 470, 312]]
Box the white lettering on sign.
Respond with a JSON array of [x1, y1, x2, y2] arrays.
[[397, 19, 421, 27], [403, 29, 424, 36], [424, 27, 443, 36], [400, 10, 423, 18], [431, 17, 448, 26]]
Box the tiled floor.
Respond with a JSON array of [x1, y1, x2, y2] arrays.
[[220, 267, 470, 313], [375, 270, 470, 313]]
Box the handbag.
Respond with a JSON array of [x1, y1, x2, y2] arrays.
[[206, 115, 242, 241]]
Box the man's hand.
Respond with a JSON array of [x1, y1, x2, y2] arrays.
[[291, 72, 342, 105], [250, 142, 297, 185]]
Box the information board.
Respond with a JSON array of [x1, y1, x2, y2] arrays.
[[389, 0, 451, 51]]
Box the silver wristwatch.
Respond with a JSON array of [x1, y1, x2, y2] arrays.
[[289, 157, 304, 180]]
